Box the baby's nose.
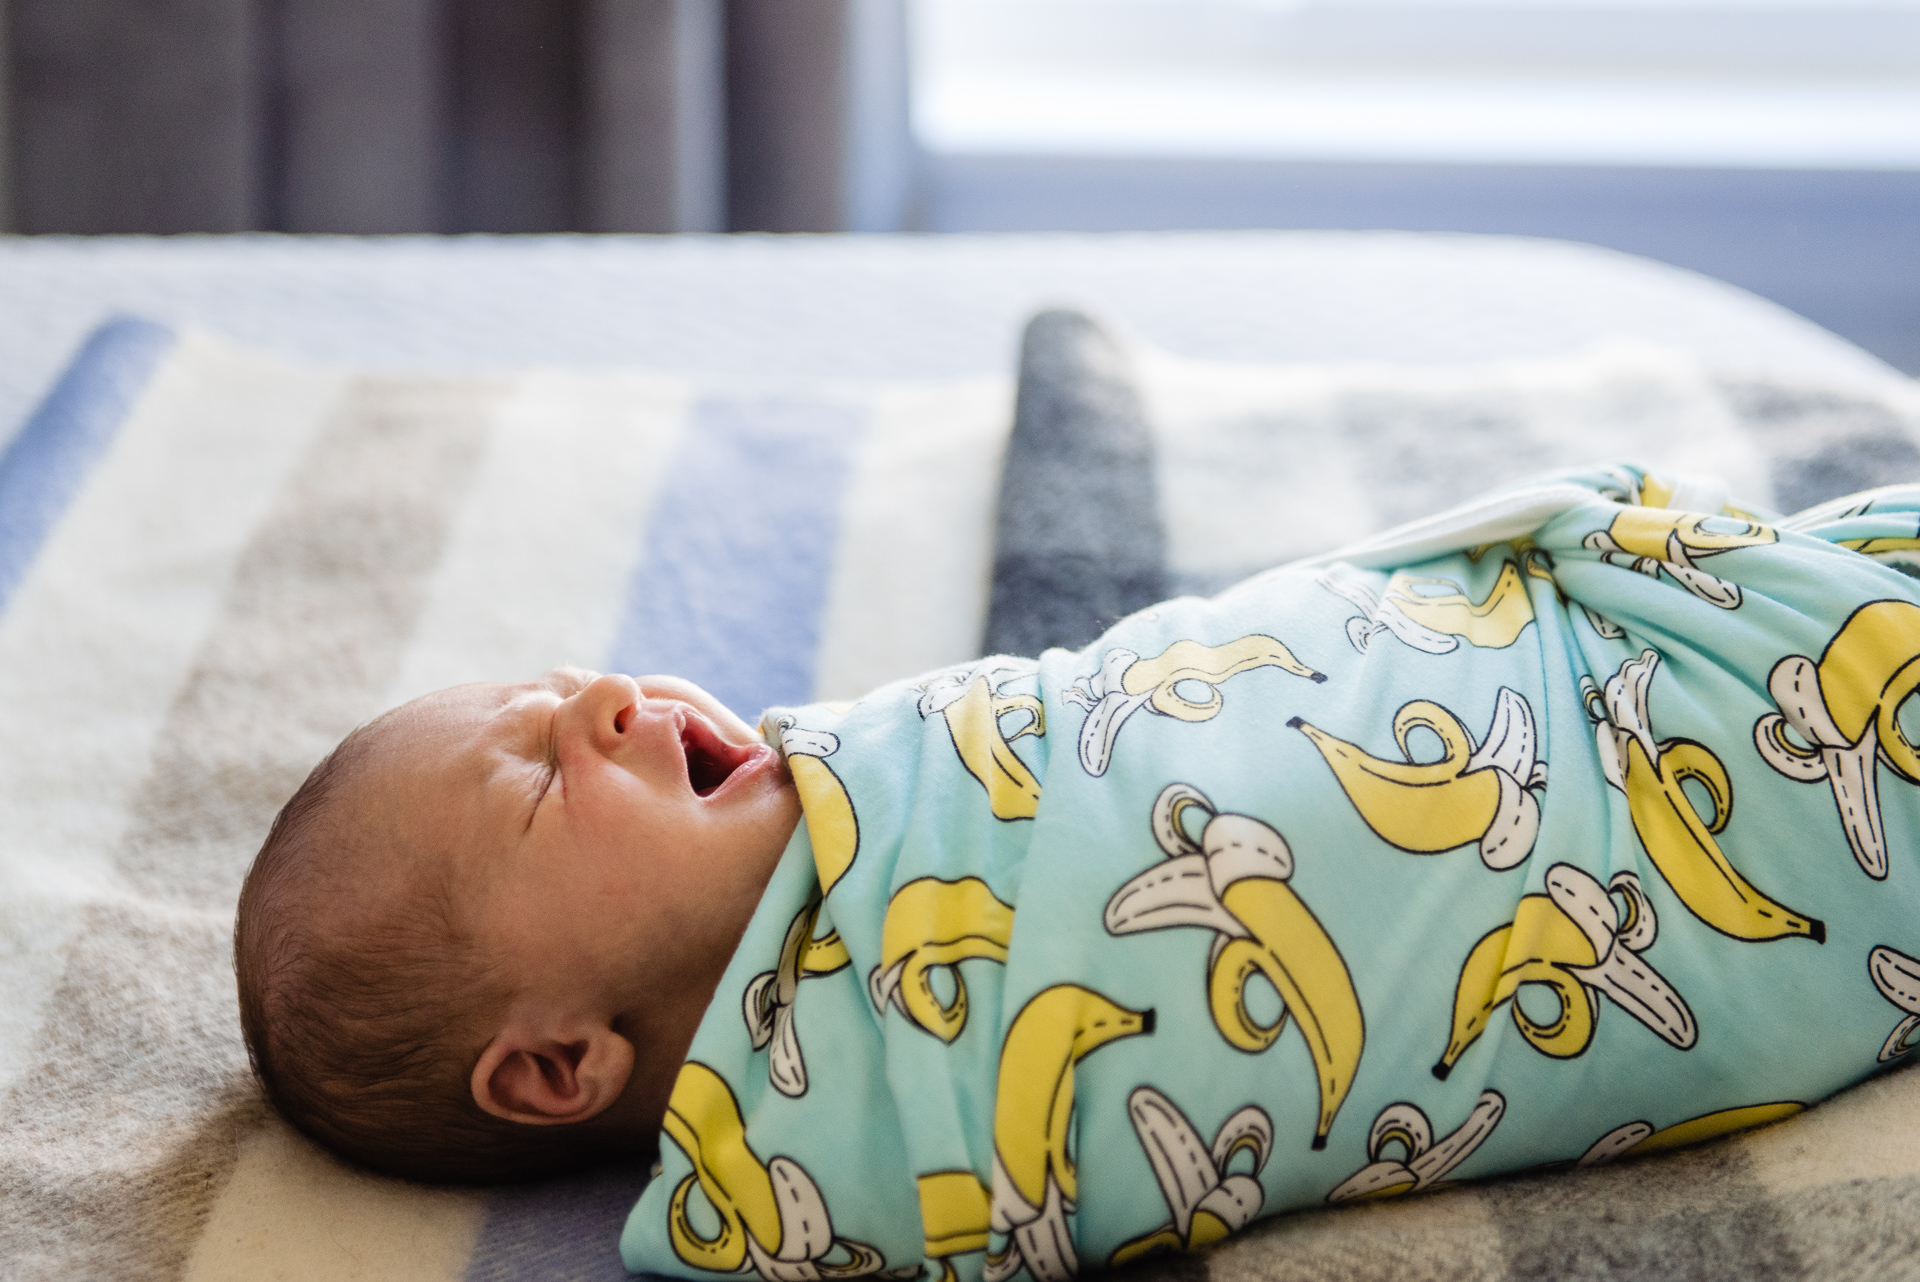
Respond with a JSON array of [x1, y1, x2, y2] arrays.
[[568, 673, 647, 742]]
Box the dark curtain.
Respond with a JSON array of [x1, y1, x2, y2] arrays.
[[1, 0, 909, 234]]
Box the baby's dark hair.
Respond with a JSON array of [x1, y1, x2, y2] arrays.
[[235, 720, 603, 1184]]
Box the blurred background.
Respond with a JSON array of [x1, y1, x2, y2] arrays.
[[0, 0, 1913, 372]]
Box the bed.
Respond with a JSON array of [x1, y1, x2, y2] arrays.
[[3, 231, 1918, 1282]]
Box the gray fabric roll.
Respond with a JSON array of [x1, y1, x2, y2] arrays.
[[982, 309, 1168, 658]]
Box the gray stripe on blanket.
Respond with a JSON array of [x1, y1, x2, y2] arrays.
[[1715, 378, 1920, 515], [1771, 1171, 1920, 1276], [1199, 1183, 1507, 1282], [0, 378, 496, 1279], [982, 310, 1167, 658], [117, 377, 499, 907], [1483, 1142, 1800, 1280]]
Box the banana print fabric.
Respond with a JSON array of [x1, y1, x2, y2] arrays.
[[622, 464, 1920, 1281]]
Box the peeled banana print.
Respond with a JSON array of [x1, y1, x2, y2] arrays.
[[1754, 599, 1920, 881], [988, 984, 1155, 1282], [776, 718, 861, 895], [1587, 650, 1823, 944], [919, 662, 1047, 820], [1063, 634, 1322, 776], [1105, 783, 1364, 1149], [870, 876, 1016, 1042], [662, 1062, 886, 1280], [1325, 1091, 1506, 1203], [1291, 687, 1547, 871], [742, 893, 850, 1098], [1583, 506, 1775, 611], [1108, 1087, 1274, 1265], [1436, 863, 1694, 1077], [1579, 1102, 1804, 1166]]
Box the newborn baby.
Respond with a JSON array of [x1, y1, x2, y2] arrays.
[[234, 672, 801, 1181], [236, 463, 1920, 1280]]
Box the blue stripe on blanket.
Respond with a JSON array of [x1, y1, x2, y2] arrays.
[[606, 397, 866, 716], [0, 316, 175, 620], [463, 1162, 661, 1282]]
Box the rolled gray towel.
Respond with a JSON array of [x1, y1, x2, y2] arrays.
[[982, 310, 1168, 657]]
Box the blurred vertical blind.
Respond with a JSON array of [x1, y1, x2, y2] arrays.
[[1, 0, 913, 233]]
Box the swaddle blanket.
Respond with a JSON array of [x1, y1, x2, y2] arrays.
[[624, 462, 1920, 1282]]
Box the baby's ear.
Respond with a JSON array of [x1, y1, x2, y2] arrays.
[[471, 1022, 635, 1126]]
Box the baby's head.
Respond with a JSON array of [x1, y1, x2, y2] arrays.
[[234, 669, 800, 1183]]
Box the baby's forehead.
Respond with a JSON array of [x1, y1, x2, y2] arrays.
[[371, 682, 543, 768], [387, 671, 590, 745], [361, 701, 496, 799], [394, 681, 524, 735], [342, 669, 597, 835], [344, 679, 556, 847]]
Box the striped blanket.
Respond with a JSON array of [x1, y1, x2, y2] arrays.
[[4, 311, 1920, 1282]]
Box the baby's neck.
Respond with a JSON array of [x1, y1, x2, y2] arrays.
[[609, 811, 800, 1139]]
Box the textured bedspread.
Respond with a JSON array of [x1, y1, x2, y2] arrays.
[[3, 298, 1919, 1282]]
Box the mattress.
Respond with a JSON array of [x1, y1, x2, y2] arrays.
[[0, 231, 1905, 446]]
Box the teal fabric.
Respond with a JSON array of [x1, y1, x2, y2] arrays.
[[622, 464, 1920, 1281]]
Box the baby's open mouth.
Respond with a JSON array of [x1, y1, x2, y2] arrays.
[[680, 714, 751, 797]]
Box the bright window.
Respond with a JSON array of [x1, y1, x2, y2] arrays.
[[912, 0, 1920, 167]]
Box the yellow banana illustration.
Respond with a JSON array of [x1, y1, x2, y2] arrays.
[[1870, 945, 1920, 1061], [918, 1170, 993, 1282], [776, 717, 860, 894], [1579, 1102, 1805, 1166], [1386, 565, 1536, 648], [1319, 561, 1535, 655], [662, 1062, 888, 1279], [1063, 634, 1322, 776], [1435, 862, 1696, 1078], [1290, 687, 1547, 871], [1109, 1088, 1273, 1266], [1586, 649, 1824, 943], [1830, 499, 1920, 564], [919, 660, 1046, 820], [988, 984, 1154, 1282], [1583, 505, 1775, 610], [1787, 485, 1920, 541], [1633, 472, 1682, 509], [1753, 599, 1920, 881], [1844, 537, 1920, 573], [870, 876, 1016, 1042], [1484, 535, 1624, 637], [1788, 489, 1920, 574], [1325, 1091, 1506, 1203], [1830, 497, 1920, 561], [1493, 545, 1626, 638], [743, 893, 852, 1097], [1105, 783, 1364, 1148]]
